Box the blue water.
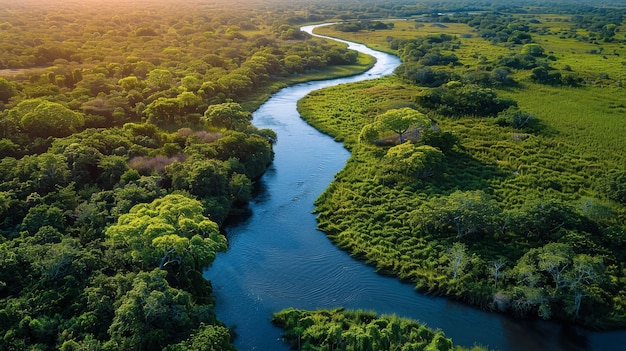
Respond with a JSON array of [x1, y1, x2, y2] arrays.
[[203, 24, 626, 351]]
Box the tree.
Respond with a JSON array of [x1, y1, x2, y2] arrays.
[[496, 107, 535, 129], [21, 204, 66, 235], [203, 102, 252, 131], [144, 97, 180, 125], [97, 155, 129, 189], [146, 69, 174, 91], [217, 73, 253, 98], [360, 107, 430, 144], [62, 143, 103, 187], [211, 132, 273, 179], [564, 254, 604, 318], [163, 324, 235, 351], [17, 100, 85, 138], [416, 83, 516, 117], [168, 159, 229, 198], [537, 243, 573, 292], [105, 194, 227, 270], [448, 242, 468, 279], [107, 270, 214, 350], [0, 77, 17, 103], [490, 258, 506, 289], [283, 54, 304, 73], [118, 76, 142, 91], [415, 190, 501, 238], [378, 143, 445, 182], [521, 43, 545, 57], [14, 152, 71, 194]]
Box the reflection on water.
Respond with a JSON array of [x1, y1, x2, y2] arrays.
[[204, 24, 626, 351]]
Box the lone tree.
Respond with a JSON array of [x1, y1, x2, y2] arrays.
[[360, 107, 430, 144]]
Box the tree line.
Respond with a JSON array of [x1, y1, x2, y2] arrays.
[[0, 0, 370, 349]]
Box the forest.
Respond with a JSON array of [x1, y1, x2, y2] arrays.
[[1, 0, 625, 350], [0, 0, 371, 350]]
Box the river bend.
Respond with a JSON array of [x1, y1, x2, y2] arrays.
[[204, 24, 625, 351]]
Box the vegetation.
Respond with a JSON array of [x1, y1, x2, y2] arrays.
[[272, 308, 486, 351], [304, 5, 626, 330], [0, 0, 377, 350], [2, 0, 626, 349]]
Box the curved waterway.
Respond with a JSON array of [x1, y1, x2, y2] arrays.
[[204, 24, 625, 351]]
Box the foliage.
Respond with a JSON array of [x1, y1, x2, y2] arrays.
[[2, 1, 626, 349], [105, 194, 226, 271], [0, 0, 369, 348], [359, 107, 430, 144], [300, 67, 626, 328], [10, 99, 85, 139], [272, 308, 484, 351], [203, 102, 252, 131], [416, 83, 516, 117], [602, 171, 626, 205]]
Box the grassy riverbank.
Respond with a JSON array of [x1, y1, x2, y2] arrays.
[[301, 13, 626, 329]]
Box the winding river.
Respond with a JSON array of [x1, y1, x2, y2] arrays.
[[203, 24, 626, 351]]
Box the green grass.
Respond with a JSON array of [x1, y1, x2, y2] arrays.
[[300, 18, 626, 329], [499, 83, 626, 167]]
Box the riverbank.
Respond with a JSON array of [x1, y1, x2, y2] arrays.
[[240, 51, 375, 112], [300, 22, 626, 330], [205, 23, 626, 351]]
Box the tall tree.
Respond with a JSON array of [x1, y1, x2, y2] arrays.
[[360, 107, 430, 144], [448, 242, 468, 279], [16, 100, 85, 138], [105, 194, 227, 271], [203, 102, 252, 131]]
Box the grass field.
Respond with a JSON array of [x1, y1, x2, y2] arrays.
[[303, 14, 626, 328]]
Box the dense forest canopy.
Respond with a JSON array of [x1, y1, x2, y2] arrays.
[[0, 0, 372, 349]]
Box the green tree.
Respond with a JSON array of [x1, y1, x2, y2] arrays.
[[203, 102, 252, 131], [360, 107, 430, 144], [565, 254, 605, 318], [0, 77, 17, 103], [521, 43, 545, 57], [415, 190, 501, 238], [163, 324, 235, 351], [105, 194, 226, 270], [146, 69, 174, 91], [18, 100, 85, 138], [378, 143, 445, 182], [106, 269, 214, 351]]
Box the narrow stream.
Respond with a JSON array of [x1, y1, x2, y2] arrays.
[[204, 24, 625, 351]]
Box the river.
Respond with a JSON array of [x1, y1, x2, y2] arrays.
[[203, 24, 625, 351]]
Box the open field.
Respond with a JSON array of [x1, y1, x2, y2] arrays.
[[306, 12, 626, 328]]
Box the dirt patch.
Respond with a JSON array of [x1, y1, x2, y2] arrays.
[[0, 67, 49, 77]]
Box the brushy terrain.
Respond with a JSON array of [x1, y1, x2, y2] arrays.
[[304, 9, 626, 329]]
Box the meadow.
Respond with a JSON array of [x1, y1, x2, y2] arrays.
[[303, 11, 626, 328]]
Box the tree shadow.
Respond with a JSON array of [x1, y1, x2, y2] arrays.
[[420, 149, 509, 195]]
